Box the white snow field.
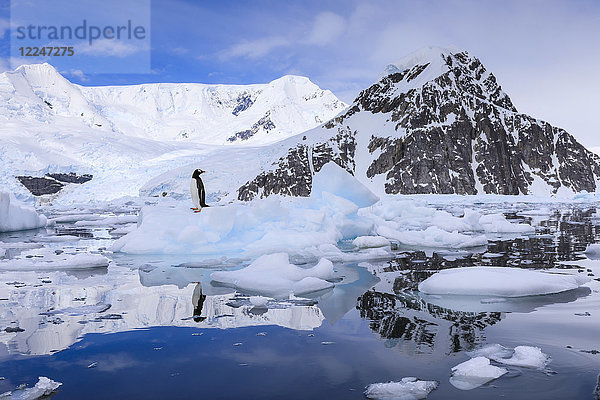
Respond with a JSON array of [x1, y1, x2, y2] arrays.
[[449, 356, 508, 390], [364, 377, 438, 399], [0, 191, 47, 232], [418, 267, 590, 297], [0, 63, 346, 201], [0, 377, 61, 400], [210, 253, 336, 298]]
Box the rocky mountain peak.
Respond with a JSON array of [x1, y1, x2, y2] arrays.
[[237, 48, 600, 200]]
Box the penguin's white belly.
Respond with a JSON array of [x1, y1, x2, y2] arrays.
[[190, 179, 200, 208]]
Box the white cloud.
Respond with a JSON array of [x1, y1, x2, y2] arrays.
[[67, 69, 89, 82], [76, 39, 148, 58], [219, 36, 289, 60], [307, 12, 346, 46]]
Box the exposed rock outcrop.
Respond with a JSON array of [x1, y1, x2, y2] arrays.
[[238, 47, 600, 200]]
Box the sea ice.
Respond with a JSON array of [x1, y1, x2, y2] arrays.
[[468, 344, 550, 369], [0, 253, 109, 271], [477, 213, 535, 233], [210, 253, 335, 298], [377, 225, 488, 249], [449, 356, 508, 390], [0, 191, 47, 233], [353, 236, 390, 249], [365, 377, 438, 399], [418, 267, 590, 297], [0, 376, 61, 400], [311, 163, 379, 208], [584, 244, 600, 259]]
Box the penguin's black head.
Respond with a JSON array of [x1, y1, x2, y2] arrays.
[[192, 169, 205, 179]]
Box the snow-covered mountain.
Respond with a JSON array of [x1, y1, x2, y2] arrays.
[[0, 63, 346, 200], [237, 47, 600, 199]]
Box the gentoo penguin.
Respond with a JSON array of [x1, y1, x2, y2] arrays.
[[190, 169, 209, 212]]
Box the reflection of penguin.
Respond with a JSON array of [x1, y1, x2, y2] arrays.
[[190, 169, 209, 212], [192, 282, 207, 322]]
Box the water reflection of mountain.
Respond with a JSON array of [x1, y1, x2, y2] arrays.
[[357, 290, 502, 355], [0, 265, 325, 356]]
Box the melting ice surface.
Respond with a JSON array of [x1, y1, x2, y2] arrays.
[[1, 192, 600, 398]]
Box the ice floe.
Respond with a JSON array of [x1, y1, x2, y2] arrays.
[[584, 243, 600, 259], [110, 166, 540, 260], [0, 191, 47, 233], [449, 356, 508, 390], [210, 253, 335, 298], [353, 236, 390, 249], [365, 377, 438, 399], [377, 225, 488, 249], [468, 344, 550, 369], [418, 267, 590, 297], [0, 376, 61, 399], [0, 253, 109, 271]]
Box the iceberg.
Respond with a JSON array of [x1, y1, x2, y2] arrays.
[[210, 253, 335, 298], [418, 267, 590, 297], [0, 191, 47, 233], [468, 344, 550, 369], [449, 356, 507, 390], [365, 377, 438, 399]]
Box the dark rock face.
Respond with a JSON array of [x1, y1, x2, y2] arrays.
[[16, 176, 64, 196], [228, 111, 276, 142], [237, 49, 600, 200], [237, 127, 356, 200], [232, 92, 255, 116], [16, 173, 93, 196]]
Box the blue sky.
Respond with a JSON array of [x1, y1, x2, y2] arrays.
[[1, 0, 599, 147]]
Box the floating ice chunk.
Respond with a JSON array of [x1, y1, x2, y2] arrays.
[[0, 376, 62, 400], [0, 253, 109, 271], [353, 236, 390, 249], [469, 344, 550, 369], [478, 213, 535, 233], [584, 244, 600, 259], [0, 191, 47, 233], [365, 377, 438, 399], [377, 226, 488, 249], [467, 344, 513, 360], [449, 356, 507, 390], [311, 163, 379, 208], [418, 267, 590, 297], [210, 253, 335, 298]]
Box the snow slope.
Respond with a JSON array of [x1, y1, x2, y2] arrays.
[[0, 63, 346, 201]]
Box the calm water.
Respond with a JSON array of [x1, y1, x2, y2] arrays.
[[1, 202, 599, 399]]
